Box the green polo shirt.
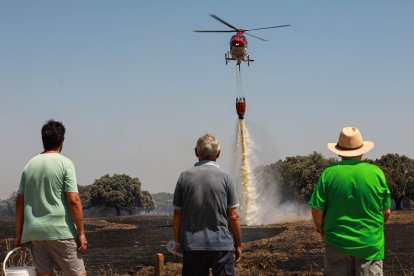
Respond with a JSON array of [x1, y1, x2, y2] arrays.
[[18, 153, 79, 243], [309, 159, 391, 260]]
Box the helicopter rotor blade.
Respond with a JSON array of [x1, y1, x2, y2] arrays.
[[209, 14, 240, 31], [194, 30, 237, 33], [245, 24, 290, 32], [246, 32, 268, 42]]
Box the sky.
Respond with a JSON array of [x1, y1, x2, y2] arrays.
[[1, 1, 413, 199]]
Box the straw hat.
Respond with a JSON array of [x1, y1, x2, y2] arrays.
[[327, 127, 374, 157]]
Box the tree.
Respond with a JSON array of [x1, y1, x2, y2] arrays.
[[89, 174, 155, 215], [78, 184, 91, 209], [268, 152, 336, 201], [374, 153, 414, 208], [139, 191, 156, 211]]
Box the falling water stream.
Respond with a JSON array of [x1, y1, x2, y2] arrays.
[[238, 119, 254, 224]]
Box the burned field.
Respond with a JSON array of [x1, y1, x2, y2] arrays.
[[1, 211, 413, 275]]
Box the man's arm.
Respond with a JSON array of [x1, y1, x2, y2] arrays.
[[228, 207, 242, 262], [382, 208, 391, 223], [311, 208, 324, 239], [173, 209, 182, 243], [66, 192, 87, 252], [15, 194, 25, 247]]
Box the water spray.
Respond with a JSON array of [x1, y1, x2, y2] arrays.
[[233, 68, 310, 226]]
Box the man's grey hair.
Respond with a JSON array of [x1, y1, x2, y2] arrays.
[[196, 133, 221, 160]]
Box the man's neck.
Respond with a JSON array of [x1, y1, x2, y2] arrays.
[[43, 150, 60, 154], [340, 155, 363, 161], [43, 146, 62, 154]]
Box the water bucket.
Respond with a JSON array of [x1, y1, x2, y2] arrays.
[[3, 247, 36, 276], [166, 240, 183, 258]]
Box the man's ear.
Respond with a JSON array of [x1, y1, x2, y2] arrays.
[[216, 150, 221, 159], [58, 141, 64, 153], [195, 148, 199, 158]]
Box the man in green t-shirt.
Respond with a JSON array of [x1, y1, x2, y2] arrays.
[[309, 127, 391, 275], [16, 120, 87, 276]]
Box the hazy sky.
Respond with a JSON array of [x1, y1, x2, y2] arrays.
[[1, 1, 413, 199]]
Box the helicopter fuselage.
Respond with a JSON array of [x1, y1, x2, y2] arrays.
[[230, 33, 248, 59], [226, 32, 253, 66]]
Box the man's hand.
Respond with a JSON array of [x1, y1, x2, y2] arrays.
[[77, 232, 88, 253], [234, 245, 242, 263], [383, 209, 391, 223], [317, 229, 324, 240]]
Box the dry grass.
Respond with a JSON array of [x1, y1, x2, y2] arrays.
[[1, 211, 413, 276]]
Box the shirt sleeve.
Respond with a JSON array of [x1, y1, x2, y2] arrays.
[[64, 161, 78, 193], [227, 175, 240, 208], [309, 171, 327, 211], [381, 178, 392, 210], [173, 173, 183, 210], [17, 171, 26, 195]]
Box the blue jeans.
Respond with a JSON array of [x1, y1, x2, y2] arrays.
[[182, 250, 235, 276]]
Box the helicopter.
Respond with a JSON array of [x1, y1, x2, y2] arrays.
[[194, 14, 290, 69]]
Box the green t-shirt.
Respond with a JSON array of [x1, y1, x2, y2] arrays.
[[309, 159, 391, 260], [18, 153, 79, 243]]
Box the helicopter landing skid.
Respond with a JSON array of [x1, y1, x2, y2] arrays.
[[225, 52, 254, 68], [245, 55, 254, 66]]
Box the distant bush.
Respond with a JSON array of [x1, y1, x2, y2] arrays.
[[0, 192, 17, 216], [152, 192, 174, 215]]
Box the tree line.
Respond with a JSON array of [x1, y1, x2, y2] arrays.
[[263, 152, 414, 209], [1, 153, 413, 216]]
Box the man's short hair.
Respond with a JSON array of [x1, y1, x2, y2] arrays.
[[196, 133, 221, 160], [41, 120, 66, 150]]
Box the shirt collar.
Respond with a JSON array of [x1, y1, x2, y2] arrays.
[[339, 159, 363, 165], [194, 160, 220, 168]]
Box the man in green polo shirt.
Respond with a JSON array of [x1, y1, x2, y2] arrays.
[[309, 127, 391, 275]]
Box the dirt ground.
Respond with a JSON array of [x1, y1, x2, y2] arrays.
[[1, 211, 413, 276], [136, 211, 414, 276]]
